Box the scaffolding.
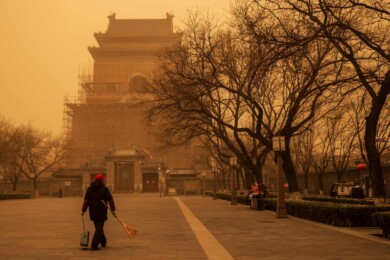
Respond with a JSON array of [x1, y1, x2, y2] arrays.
[[62, 67, 151, 166], [78, 72, 94, 104], [63, 69, 123, 143]]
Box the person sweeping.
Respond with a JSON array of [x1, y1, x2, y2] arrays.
[[81, 173, 116, 250]]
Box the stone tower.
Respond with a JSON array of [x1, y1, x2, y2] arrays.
[[63, 13, 195, 193]]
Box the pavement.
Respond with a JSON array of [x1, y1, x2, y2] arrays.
[[0, 194, 390, 259]]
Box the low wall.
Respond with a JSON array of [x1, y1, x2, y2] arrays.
[[0, 178, 82, 197]]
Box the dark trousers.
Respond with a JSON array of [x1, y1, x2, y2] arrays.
[[91, 221, 107, 248]]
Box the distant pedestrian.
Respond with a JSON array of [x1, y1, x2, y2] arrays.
[[81, 173, 116, 250], [58, 188, 63, 198], [246, 182, 259, 203], [251, 183, 259, 195]]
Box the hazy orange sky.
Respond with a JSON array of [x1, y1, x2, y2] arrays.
[[0, 0, 231, 136]]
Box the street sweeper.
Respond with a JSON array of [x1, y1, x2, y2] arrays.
[[81, 173, 116, 250]]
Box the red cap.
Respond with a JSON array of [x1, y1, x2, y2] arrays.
[[96, 173, 105, 181]]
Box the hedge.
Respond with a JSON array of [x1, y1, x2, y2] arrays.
[[215, 192, 390, 227], [372, 211, 390, 238], [283, 199, 390, 227], [0, 193, 32, 200], [301, 196, 374, 205], [215, 192, 250, 205]]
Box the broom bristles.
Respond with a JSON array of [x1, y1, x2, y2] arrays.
[[100, 200, 137, 239], [118, 217, 138, 239]]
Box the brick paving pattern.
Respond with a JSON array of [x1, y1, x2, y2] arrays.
[[0, 195, 389, 259]]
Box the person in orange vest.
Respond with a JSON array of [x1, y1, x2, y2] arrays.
[[251, 183, 259, 195], [246, 182, 259, 203]]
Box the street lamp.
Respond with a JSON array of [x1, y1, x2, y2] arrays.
[[211, 157, 217, 200], [230, 156, 237, 205], [356, 163, 368, 186], [272, 136, 288, 218]]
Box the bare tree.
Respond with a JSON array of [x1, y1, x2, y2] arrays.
[[14, 125, 63, 196], [149, 11, 274, 188], [292, 129, 314, 194], [149, 6, 355, 193], [259, 0, 390, 196], [348, 94, 368, 165], [0, 118, 25, 192], [310, 120, 333, 194], [325, 108, 357, 182], [0, 117, 12, 166], [1, 132, 23, 192], [232, 1, 354, 192]]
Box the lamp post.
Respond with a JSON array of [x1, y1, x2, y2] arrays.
[[272, 136, 288, 218], [230, 156, 237, 205], [201, 171, 206, 196], [158, 163, 162, 197], [2, 175, 7, 194], [211, 157, 217, 200]]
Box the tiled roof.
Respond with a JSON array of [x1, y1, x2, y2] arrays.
[[102, 13, 174, 38]]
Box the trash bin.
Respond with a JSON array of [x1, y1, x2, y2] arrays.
[[255, 195, 264, 211], [250, 196, 257, 209], [250, 194, 264, 211]]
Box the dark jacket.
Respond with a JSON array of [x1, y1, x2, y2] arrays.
[[82, 180, 115, 221]]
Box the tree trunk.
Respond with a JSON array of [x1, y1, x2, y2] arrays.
[[221, 173, 226, 191], [281, 151, 299, 192], [364, 70, 390, 197], [365, 118, 386, 197], [244, 170, 252, 189], [32, 178, 39, 197], [4, 179, 8, 194], [253, 164, 263, 185], [10, 175, 20, 192], [304, 172, 308, 194], [228, 172, 232, 192], [336, 170, 342, 183], [217, 175, 222, 192], [8, 179, 16, 192], [318, 172, 323, 194], [239, 168, 246, 190]]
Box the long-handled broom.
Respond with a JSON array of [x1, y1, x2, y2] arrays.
[[101, 200, 137, 239]]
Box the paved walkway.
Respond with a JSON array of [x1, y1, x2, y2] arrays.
[[0, 194, 390, 259]]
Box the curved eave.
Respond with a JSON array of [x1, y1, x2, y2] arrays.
[[94, 33, 177, 46], [88, 47, 157, 59]]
